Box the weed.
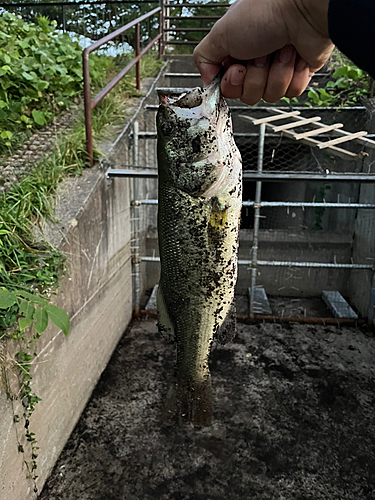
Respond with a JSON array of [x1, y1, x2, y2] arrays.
[[0, 33, 162, 491]]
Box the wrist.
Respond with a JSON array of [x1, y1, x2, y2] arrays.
[[295, 0, 330, 37]]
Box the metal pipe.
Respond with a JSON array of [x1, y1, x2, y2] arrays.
[[134, 131, 365, 140], [158, 7, 163, 57], [166, 41, 200, 45], [106, 169, 157, 179], [82, 49, 93, 166], [131, 172, 141, 314], [133, 121, 139, 166], [164, 0, 170, 46], [256, 260, 373, 269], [91, 34, 162, 108], [236, 314, 366, 327], [368, 275, 375, 322], [105, 169, 375, 182], [0, 0, 159, 6], [163, 2, 230, 6], [145, 105, 367, 111], [242, 173, 375, 182], [162, 72, 330, 78], [164, 15, 221, 19], [136, 309, 367, 327], [138, 256, 373, 269], [165, 28, 211, 32], [135, 23, 140, 91], [83, 6, 161, 55], [242, 201, 375, 208], [132, 199, 375, 208], [82, 6, 162, 166], [132, 200, 159, 205], [250, 123, 266, 317], [62, 4, 66, 31], [135, 132, 263, 138]]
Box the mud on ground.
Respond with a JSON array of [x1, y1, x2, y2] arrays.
[[40, 319, 375, 500]]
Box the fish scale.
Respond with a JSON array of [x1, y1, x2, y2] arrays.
[[156, 76, 242, 426]]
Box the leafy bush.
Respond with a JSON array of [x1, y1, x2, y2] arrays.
[[0, 12, 109, 153], [307, 65, 369, 107]]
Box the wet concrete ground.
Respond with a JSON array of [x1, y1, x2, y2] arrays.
[[40, 319, 375, 500]]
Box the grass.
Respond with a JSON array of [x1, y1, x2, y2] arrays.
[[0, 47, 163, 493], [0, 52, 164, 334]]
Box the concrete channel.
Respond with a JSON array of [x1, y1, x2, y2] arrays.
[[1, 54, 375, 500]]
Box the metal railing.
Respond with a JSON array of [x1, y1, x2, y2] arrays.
[[82, 6, 162, 166], [162, 1, 229, 46], [0, 1, 159, 35]]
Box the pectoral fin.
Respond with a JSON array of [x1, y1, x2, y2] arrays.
[[157, 283, 176, 343]]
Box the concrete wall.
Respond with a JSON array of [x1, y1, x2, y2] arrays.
[[0, 63, 168, 499], [0, 168, 132, 499]]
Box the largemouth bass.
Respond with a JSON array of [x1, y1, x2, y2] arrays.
[[156, 75, 242, 427]]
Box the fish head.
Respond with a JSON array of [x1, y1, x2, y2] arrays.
[[157, 77, 241, 198]]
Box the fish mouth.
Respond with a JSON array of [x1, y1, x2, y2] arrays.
[[157, 87, 204, 108], [157, 73, 223, 120]]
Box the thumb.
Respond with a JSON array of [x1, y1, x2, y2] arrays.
[[193, 25, 230, 86]]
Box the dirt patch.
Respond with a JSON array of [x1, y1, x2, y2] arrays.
[[40, 319, 375, 500]]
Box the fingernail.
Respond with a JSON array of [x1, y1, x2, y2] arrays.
[[296, 58, 308, 72], [230, 68, 245, 86], [254, 56, 268, 68], [278, 45, 294, 64]]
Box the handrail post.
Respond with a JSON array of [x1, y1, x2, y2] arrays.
[[250, 122, 266, 317], [62, 4, 66, 32], [135, 23, 141, 91], [81, 6, 161, 166], [83, 48, 94, 167], [158, 9, 163, 58], [160, 0, 165, 55]]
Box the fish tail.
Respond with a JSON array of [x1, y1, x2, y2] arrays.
[[163, 376, 213, 427]]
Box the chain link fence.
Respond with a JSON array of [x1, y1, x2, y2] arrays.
[[125, 97, 375, 321]]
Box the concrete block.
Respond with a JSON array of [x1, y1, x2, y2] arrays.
[[322, 291, 358, 319], [248, 286, 272, 315], [145, 284, 159, 310]]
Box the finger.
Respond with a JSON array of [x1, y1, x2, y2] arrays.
[[220, 64, 246, 100], [263, 45, 297, 103], [193, 20, 229, 86], [241, 56, 270, 106], [285, 57, 313, 98]]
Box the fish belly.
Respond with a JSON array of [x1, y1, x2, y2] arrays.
[[157, 178, 241, 426]]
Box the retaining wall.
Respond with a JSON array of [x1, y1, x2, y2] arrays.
[[0, 64, 167, 500]]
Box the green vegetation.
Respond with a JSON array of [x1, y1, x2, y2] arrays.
[[0, 11, 163, 491], [6, 0, 160, 51], [0, 13, 79, 153], [0, 19, 163, 340], [0, 12, 115, 154], [307, 65, 369, 107], [280, 48, 370, 107]]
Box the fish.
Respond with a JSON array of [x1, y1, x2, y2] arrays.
[[156, 75, 242, 427]]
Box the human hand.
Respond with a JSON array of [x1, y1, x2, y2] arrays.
[[193, 0, 334, 105]]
